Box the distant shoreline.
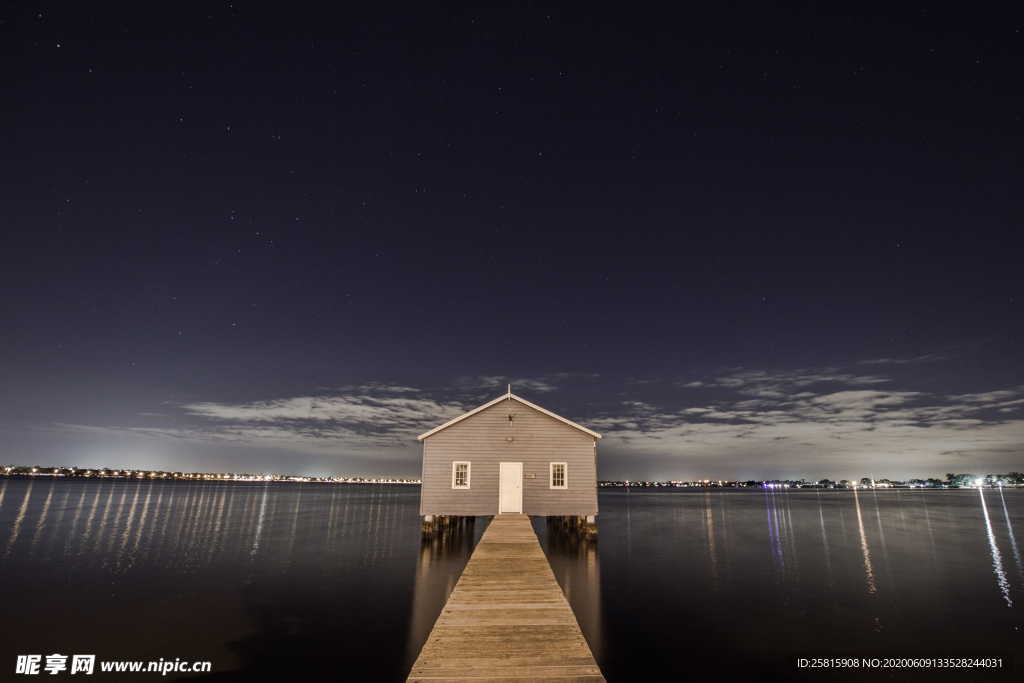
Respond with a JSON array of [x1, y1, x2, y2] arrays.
[[2, 472, 1021, 492], [599, 484, 1023, 491], [0, 471, 418, 485]]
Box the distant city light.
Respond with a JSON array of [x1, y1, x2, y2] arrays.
[[3, 466, 1022, 490], [0, 464, 420, 485]]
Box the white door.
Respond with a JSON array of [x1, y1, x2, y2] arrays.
[[498, 462, 523, 513]]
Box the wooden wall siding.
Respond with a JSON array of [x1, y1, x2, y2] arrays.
[[420, 398, 598, 517]]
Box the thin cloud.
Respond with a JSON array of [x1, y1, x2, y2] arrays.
[[685, 368, 892, 396], [593, 379, 1024, 477], [47, 368, 1024, 478], [458, 374, 564, 394], [56, 386, 469, 456], [51, 376, 567, 459], [858, 353, 949, 365]]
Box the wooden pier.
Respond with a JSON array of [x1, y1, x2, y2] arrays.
[[408, 514, 604, 682]]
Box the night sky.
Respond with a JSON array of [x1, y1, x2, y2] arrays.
[[3, 4, 1022, 481]]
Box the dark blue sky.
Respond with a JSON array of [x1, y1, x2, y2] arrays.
[[3, 3, 1022, 479]]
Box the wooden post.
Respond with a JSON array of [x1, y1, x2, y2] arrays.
[[422, 514, 476, 537], [544, 514, 597, 539]]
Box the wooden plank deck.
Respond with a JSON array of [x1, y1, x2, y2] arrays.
[[408, 514, 604, 682]]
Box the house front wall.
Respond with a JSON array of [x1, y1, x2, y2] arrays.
[[419, 398, 598, 517]]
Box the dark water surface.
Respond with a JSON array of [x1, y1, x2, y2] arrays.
[[2, 479, 1023, 681], [0, 479, 482, 681], [539, 488, 1024, 682]]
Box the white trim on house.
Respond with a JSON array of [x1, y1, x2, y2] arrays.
[[452, 461, 471, 489], [417, 392, 602, 441], [550, 462, 567, 489]]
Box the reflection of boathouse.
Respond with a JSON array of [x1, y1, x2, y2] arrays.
[[416, 390, 601, 520]]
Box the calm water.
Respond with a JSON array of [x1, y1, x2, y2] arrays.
[[540, 488, 1024, 682], [0, 479, 482, 681], [1, 479, 1022, 681]]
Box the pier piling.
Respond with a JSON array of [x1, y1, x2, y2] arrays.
[[421, 514, 473, 537]]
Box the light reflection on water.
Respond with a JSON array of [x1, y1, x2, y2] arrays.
[[406, 517, 485, 666], [538, 488, 1024, 683], [704, 492, 719, 589], [0, 479, 479, 682], [999, 487, 1024, 583], [979, 487, 1013, 607], [816, 491, 833, 588], [852, 486, 877, 595], [5, 478, 35, 558], [2, 480, 1023, 682]]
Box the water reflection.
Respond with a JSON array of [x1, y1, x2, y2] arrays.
[[978, 487, 1012, 607], [871, 489, 893, 588], [92, 485, 116, 560], [4, 480, 1024, 682], [816, 491, 833, 588], [406, 517, 483, 669], [1, 479, 484, 682], [27, 480, 55, 558], [716, 492, 730, 579], [284, 486, 302, 570], [142, 486, 162, 555], [535, 517, 604, 668], [63, 484, 89, 558], [44, 485, 72, 559], [704, 493, 719, 588], [5, 479, 34, 558], [998, 487, 1023, 582], [250, 483, 269, 561], [918, 487, 939, 566], [123, 482, 154, 572], [765, 488, 785, 576], [115, 481, 142, 571], [764, 488, 800, 581], [852, 487, 877, 595], [78, 483, 102, 561], [206, 486, 228, 565], [785, 490, 800, 580]]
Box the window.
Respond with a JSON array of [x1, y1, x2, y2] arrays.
[[550, 462, 567, 489], [452, 461, 471, 489]]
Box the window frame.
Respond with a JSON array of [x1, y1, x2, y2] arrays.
[[549, 462, 568, 489], [452, 461, 471, 489]]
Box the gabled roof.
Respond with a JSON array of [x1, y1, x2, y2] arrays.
[[416, 391, 602, 441]]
